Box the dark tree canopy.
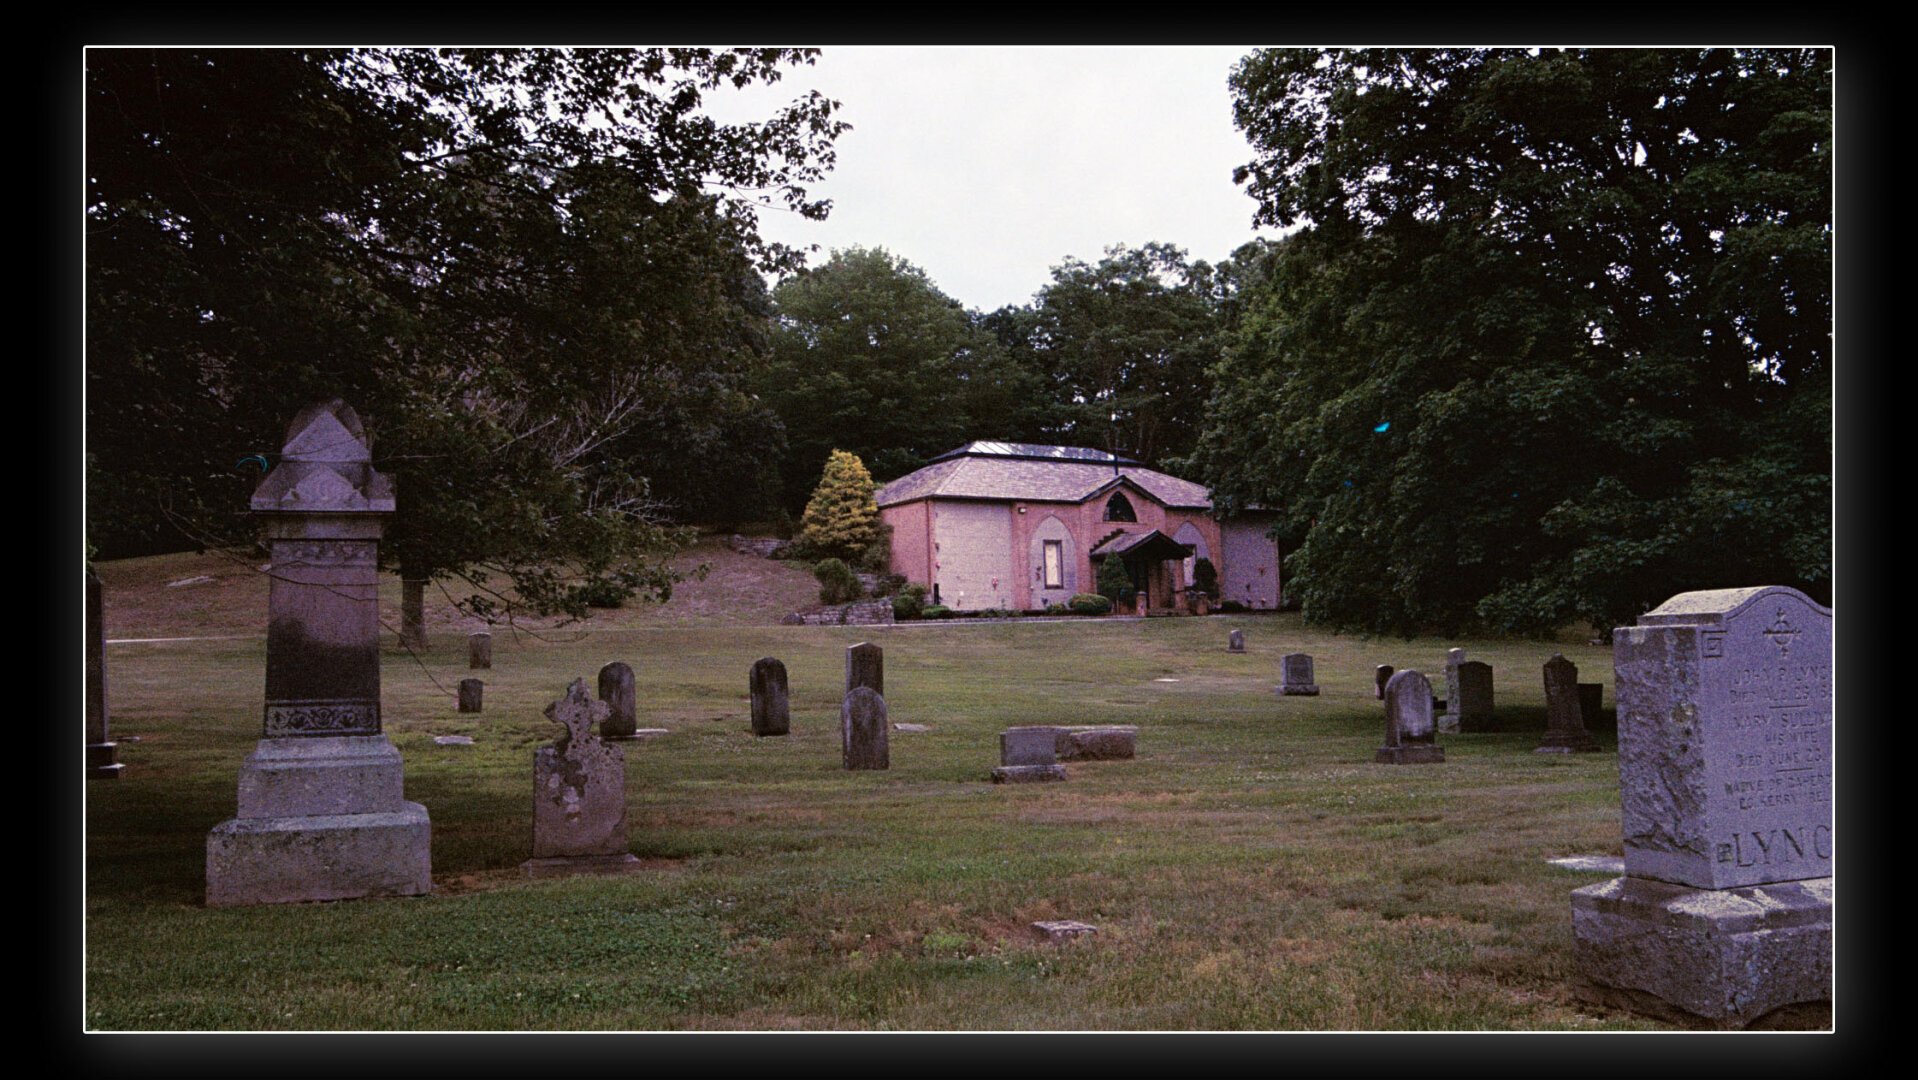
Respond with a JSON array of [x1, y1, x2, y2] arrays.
[[1195, 48, 1830, 636], [758, 246, 1025, 507], [1018, 243, 1222, 467], [88, 47, 845, 619]]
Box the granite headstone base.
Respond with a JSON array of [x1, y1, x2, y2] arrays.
[[1277, 684, 1320, 696], [1536, 731, 1603, 753], [88, 742, 124, 780], [206, 735, 432, 906], [992, 764, 1067, 783], [1571, 876, 1832, 1028], [1374, 745, 1444, 764]]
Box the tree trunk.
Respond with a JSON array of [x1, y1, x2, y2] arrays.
[[401, 576, 427, 651]]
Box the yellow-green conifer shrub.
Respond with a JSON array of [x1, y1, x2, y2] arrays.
[[797, 449, 881, 563]]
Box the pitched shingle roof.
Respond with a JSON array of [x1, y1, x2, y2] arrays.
[[875, 446, 1212, 510]]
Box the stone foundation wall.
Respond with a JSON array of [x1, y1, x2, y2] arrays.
[[784, 599, 897, 626]]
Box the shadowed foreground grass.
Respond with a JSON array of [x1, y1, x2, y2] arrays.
[[86, 613, 1656, 1031]]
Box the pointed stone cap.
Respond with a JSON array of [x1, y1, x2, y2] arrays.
[[250, 399, 395, 513], [282, 400, 372, 463]]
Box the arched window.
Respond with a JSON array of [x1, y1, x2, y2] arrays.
[[1103, 492, 1137, 522]]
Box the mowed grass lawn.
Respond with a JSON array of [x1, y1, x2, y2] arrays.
[[86, 553, 1649, 1031]]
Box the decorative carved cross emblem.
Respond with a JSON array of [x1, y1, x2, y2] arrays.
[[1763, 609, 1799, 656]]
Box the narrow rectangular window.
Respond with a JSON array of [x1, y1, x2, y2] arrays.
[[1043, 540, 1063, 589]]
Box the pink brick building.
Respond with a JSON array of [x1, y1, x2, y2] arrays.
[[875, 442, 1281, 613]]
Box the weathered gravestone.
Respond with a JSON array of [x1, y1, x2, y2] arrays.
[[993, 726, 1066, 783], [205, 400, 431, 906], [1376, 669, 1444, 764], [1578, 683, 1605, 729], [1455, 661, 1494, 730], [841, 686, 889, 770], [457, 678, 483, 713], [597, 661, 637, 740], [1277, 653, 1320, 696], [1226, 630, 1245, 653], [1537, 654, 1601, 753], [86, 567, 122, 780], [523, 679, 640, 878], [749, 657, 790, 737], [1571, 587, 1833, 1026], [1054, 725, 1138, 761], [1438, 648, 1466, 733], [846, 641, 883, 696], [468, 631, 492, 670]]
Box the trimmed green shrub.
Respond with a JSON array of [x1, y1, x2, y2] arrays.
[[572, 578, 630, 609], [1191, 557, 1219, 597], [1095, 556, 1135, 603], [977, 607, 1013, 619], [1044, 602, 1069, 616], [891, 582, 928, 620], [1069, 593, 1113, 616], [921, 604, 953, 620], [813, 558, 862, 605]]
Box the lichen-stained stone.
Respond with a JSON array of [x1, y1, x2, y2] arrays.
[[1538, 654, 1601, 753], [1438, 648, 1466, 734], [841, 686, 889, 770], [1573, 586, 1833, 1026], [1000, 726, 1061, 766], [846, 641, 883, 697], [1456, 661, 1494, 729], [1614, 587, 1833, 891], [206, 398, 430, 907], [1571, 875, 1833, 1027], [750, 657, 790, 737], [1377, 669, 1443, 764], [597, 661, 637, 740], [1054, 726, 1138, 761], [528, 679, 635, 868], [992, 764, 1066, 783], [1277, 652, 1319, 696]]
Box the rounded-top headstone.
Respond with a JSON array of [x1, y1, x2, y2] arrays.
[[750, 657, 790, 737], [597, 661, 637, 739], [1383, 669, 1434, 743], [841, 685, 889, 770]]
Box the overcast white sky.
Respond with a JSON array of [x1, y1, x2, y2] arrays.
[[701, 45, 1291, 313]]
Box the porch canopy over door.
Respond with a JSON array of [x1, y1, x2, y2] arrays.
[[1090, 530, 1196, 608]]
